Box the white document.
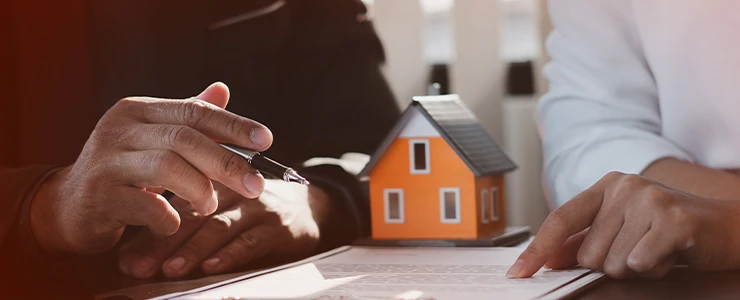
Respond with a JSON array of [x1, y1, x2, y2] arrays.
[[155, 246, 602, 300]]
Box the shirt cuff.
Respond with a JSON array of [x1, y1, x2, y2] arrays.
[[299, 153, 371, 239], [547, 137, 693, 208]]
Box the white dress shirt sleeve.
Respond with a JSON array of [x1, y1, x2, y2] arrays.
[[538, 0, 693, 207]]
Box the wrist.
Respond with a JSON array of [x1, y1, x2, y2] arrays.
[[30, 167, 72, 254]]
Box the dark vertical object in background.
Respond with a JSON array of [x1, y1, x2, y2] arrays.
[[429, 64, 450, 95], [0, 0, 20, 167], [505, 61, 535, 96]]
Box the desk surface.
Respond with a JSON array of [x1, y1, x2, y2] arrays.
[[575, 267, 740, 300], [100, 266, 740, 300]]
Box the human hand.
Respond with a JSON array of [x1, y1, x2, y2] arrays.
[[30, 83, 273, 255], [507, 171, 740, 279], [118, 180, 322, 279]]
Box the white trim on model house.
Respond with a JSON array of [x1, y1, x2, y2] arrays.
[[384, 188, 405, 224], [409, 139, 431, 174], [481, 188, 489, 224]]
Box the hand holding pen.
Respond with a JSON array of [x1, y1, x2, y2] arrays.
[[28, 83, 286, 255]]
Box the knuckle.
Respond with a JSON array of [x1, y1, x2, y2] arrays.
[[150, 199, 178, 232], [219, 244, 241, 262], [153, 151, 185, 175], [524, 245, 542, 257], [221, 152, 247, 179], [618, 174, 648, 188], [115, 97, 139, 111], [235, 231, 260, 250], [603, 171, 625, 182], [542, 208, 569, 232], [227, 116, 248, 138], [178, 240, 205, 259], [204, 215, 233, 235], [179, 210, 204, 224], [602, 254, 631, 279], [577, 249, 602, 270], [604, 263, 629, 280], [181, 99, 212, 127], [626, 256, 650, 273], [643, 186, 673, 209], [167, 126, 201, 149]]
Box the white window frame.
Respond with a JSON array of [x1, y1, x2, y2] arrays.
[[384, 189, 405, 224], [481, 189, 489, 224], [409, 139, 431, 174], [440, 187, 461, 224], [490, 187, 500, 221]]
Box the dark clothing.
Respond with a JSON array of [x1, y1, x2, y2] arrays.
[[1, 0, 400, 298]]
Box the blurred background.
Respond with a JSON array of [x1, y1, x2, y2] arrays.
[[2, 0, 553, 232], [363, 0, 552, 231]]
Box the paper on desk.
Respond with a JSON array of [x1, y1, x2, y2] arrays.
[[156, 246, 602, 300]]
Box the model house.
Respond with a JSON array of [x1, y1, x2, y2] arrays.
[[359, 95, 517, 240]]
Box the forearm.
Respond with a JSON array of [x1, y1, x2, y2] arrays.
[[0, 165, 106, 298], [643, 158, 740, 201]]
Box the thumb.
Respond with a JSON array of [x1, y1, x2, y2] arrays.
[[195, 82, 230, 109]]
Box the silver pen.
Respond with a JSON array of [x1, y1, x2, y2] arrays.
[[219, 144, 309, 185]]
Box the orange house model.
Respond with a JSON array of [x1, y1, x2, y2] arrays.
[[358, 95, 517, 240]]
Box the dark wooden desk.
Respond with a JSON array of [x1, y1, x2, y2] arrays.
[[99, 267, 740, 300], [574, 267, 740, 300]]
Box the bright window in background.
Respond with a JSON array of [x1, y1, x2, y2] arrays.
[[362, 0, 540, 63]]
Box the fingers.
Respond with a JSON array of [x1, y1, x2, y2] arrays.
[[121, 150, 217, 215], [119, 95, 273, 152], [640, 255, 677, 279], [162, 202, 265, 278], [118, 198, 206, 279], [200, 225, 283, 275], [627, 229, 678, 275], [601, 217, 651, 279], [195, 82, 230, 109], [109, 188, 181, 237], [544, 229, 588, 270], [508, 174, 611, 278], [128, 124, 266, 203], [576, 207, 624, 272]]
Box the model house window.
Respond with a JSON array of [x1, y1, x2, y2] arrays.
[[440, 188, 461, 223], [490, 187, 499, 221], [481, 189, 489, 223], [409, 139, 430, 174], [384, 189, 405, 223]]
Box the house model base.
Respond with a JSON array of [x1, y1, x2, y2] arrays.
[[353, 226, 530, 247], [359, 95, 519, 241]]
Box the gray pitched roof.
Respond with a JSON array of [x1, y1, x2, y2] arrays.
[[359, 95, 517, 178]]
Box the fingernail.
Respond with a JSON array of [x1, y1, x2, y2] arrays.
[[506, 259, 526, 278], [166, 257, 187, 272], [204, 258, 221, 269], [135, 257, 156, 275], [250, 127, 273, 149], [205, 195, 219, 215], [243, 171, 264, 198]]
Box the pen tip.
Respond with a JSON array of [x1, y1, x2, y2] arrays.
[[285, 169, 309, 185]]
